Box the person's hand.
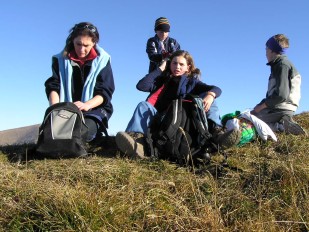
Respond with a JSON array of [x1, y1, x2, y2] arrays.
[[162, 50, 171, 59], [74, 101, 92, 111], [253, 103, 267, 113], [159, 59, 167, 71], [202, 94, 215, 112]]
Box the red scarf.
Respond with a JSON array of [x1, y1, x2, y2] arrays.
[[68, 48, 98, 67]]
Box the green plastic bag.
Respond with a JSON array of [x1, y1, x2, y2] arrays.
[[222, 111, 257, 146]]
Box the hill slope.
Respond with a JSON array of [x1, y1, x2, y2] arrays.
[[0, 113, 308, 231], [0, 124, 40, 146]]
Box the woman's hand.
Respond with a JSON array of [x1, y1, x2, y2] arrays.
[[74, 95, 104, 111], [202, 93, 215, 112], [74, 101, 92, 111]]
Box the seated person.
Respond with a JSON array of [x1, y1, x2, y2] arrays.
[[251, 34, 306, 135], [45, 22, 115, 142], [116, 50, 241, 158]]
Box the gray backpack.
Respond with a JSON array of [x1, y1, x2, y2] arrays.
[[36, 102, 88, 158]]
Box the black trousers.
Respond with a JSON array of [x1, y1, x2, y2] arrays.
[[85, 117, 99, 142]]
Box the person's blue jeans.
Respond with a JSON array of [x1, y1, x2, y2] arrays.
[[206, 99, 222, 127], [125, 99, 222, 134], [125, 101, 157, 134]]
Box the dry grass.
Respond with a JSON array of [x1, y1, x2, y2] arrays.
[[0, 113, 308, 231]]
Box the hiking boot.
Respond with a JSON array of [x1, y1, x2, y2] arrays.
[[115, 132, 147, 159], [279, 115, 307, 136], [213, 127, 241, 150], [212, 126, 225, 139]]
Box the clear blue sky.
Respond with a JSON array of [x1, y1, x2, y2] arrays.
[[1, 0, 308, 135]]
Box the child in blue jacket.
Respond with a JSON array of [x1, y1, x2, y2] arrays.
[[146, 17, 181, 73]]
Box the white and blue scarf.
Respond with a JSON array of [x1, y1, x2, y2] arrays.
[[54, 45, 110, 102]]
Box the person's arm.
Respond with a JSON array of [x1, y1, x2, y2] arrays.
[[136, 67, 165, 92], [192, 80, 222, 112], [45, 57, 61, 104], [92, 60, 115, 108], [253, 63, 290, 113], [193, 80, 222, 99], [146, 37, 163, 63], [76, 60, 114, 112], [264, 64, 290, 107], [168, 38, 181, 53], [48, 91, 60, 105]]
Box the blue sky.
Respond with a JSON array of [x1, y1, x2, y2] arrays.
[[1, 0, 308, 135]]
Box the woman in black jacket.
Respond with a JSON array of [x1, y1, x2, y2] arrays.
[[45, 22, 115, 141]]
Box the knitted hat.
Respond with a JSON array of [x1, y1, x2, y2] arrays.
[[266, 36, 287, 54], [154, 17, 170, 32]]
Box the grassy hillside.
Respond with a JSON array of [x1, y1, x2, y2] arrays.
[[0, 113, 308, 231]]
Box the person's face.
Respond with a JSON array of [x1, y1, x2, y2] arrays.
[[170, 56, 190, 77], [156, 31, 169, 41], [73, 35, 95, 59], [266, 47, 277, 62]]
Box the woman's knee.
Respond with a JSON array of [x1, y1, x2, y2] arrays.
[[85, 118, 99, 142]]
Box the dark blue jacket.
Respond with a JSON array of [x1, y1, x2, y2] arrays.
[[136, 68, 222, 106], [45, 56, 115, 128], [146, 35, 180, 73]]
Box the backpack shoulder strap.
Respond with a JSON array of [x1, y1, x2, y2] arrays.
[[164, 99, 183, 140], [192, 97, 210, 134]]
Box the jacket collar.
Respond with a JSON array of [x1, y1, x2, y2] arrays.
[[68, 48, 98, 67], [267, 55, 286, 66]]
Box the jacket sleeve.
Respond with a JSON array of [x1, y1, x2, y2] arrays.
[[192, 80, 222, 98], [93, 60, 115, 107], [136, 68, 164, 92], [168, 38, 181, 53], [146, 38, 163, 63], [264, 63, 290, 107], [45, 57, 61, 99]]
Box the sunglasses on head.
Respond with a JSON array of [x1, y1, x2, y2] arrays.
[[74, 24, 96, 33]]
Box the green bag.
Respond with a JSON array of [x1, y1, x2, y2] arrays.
[[222, 111, 257, 146]]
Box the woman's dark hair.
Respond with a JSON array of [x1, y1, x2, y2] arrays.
[[164, 50, 201, 79], [63, 22, 99, 56]]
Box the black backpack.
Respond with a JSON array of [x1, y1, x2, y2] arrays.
[[36, 102, 88, 158], [146, 95, 213, 165]]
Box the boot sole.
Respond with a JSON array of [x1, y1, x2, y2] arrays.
[[281, 116, 307, 135], [115, 132, 146, 159]]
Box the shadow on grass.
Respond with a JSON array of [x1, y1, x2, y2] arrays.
[[0, 135, 232, 180], [0, 135, 119, 164]]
